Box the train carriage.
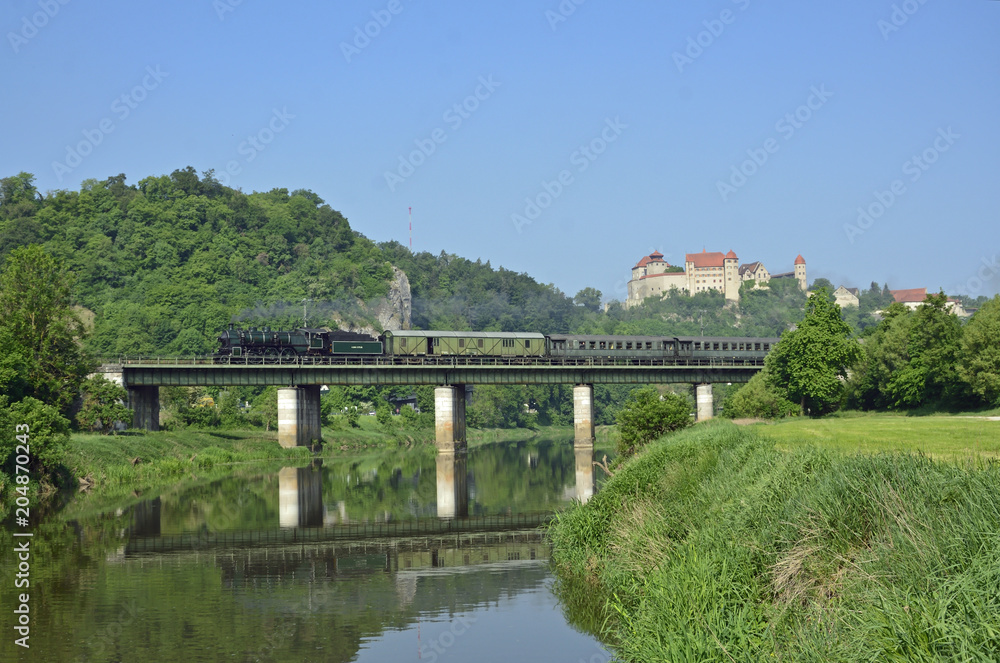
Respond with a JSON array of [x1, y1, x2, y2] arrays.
[[383, 330, 546, 358], [679, 336, 780, 362], [546, 334, 680, 359]]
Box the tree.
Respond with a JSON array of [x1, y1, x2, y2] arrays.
[[889, 292, 964, 407], [959, 295, 1000, 406], [573, 287, 603, 313], [810, 278, 835, 297], [77, 376, 133, 434], [0, 245, 93, 416], [615, 387, 691, 459], [766, 288, 862, 415]]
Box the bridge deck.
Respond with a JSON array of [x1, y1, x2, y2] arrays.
[[105, 354, 764, 386]]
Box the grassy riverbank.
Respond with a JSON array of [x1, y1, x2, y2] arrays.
[[753, 412, 1000, 459], [549, 421, 1000, 662]]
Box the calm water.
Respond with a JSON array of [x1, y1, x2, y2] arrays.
[[0, 439, 612, 662]]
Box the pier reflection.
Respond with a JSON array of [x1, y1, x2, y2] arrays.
[[278, 464, 324, 528], [436, 452, 468, 519]]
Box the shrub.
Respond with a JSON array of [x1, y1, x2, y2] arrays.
[[615, 387, 691, 459]]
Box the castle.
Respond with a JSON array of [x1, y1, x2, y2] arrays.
[[625, 250, 806, 307]]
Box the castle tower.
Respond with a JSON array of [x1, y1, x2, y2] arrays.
[[794, 255, 807, 292], [724, 250, 739, 301]]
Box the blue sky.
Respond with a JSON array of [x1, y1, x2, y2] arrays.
[[3, 0, 999, 301]]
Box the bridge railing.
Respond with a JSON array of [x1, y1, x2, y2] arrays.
[[101, 355, 766, 369]]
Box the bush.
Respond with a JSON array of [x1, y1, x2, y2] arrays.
[[615, 387, 691, 459], [0, 396, 71, 476], [722, 372, 799, 419], [76, 375, 133, 433]]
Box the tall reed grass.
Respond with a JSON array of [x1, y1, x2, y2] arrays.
[[549, 422, 1000, 662]]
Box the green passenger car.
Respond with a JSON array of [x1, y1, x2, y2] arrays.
[[383, 330, 546, 357]]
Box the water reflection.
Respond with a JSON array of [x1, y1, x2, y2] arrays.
[[0, 439, 615, 662], [436, 452, 468, 519], [575, 447, 595, 504], [278, 464, 324, 528]]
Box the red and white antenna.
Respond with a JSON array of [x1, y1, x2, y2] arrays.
[[409, 206, 412, 250]]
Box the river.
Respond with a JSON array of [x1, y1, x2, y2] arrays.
[[0, 438, 613, 662]]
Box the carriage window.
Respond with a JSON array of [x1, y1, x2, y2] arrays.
[[580, 341, 586, 349], [625, 342, 632, 350], [459, 339, 465, 348], [478, 339, 484, 348], [694, 342, 702, 351], [722, 343, 728, 351], [599, 342, 606, 350], [400, 338, 407, 348], [763, 343, 770, 351], [713, 343, 719, 351], [755, 343, 761, 351], [589, 342, 596, 349], [502, 339, 514, 348], [525, 340, 531, 348], [616, 342, 623, 349]]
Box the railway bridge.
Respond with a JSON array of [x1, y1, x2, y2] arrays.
[[101, 355, 764, 452]]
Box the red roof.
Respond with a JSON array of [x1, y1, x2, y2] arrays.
[[891, 288, 927, 304], [794, 254, 806, 265], [685, 250, 725, 268], [725, 250, 737, 260], [632, 251, 667, 269]]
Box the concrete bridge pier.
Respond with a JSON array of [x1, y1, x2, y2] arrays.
[[696, 383, 714, 422], [128, 386, 160, 431], [434, 385, 467, 453], [573, 384, 595, 447], [277, 386, 322, 449]]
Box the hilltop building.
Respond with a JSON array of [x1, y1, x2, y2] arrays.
[[887, 288, 968, 317], [833, 286, 860, 308], [626, 249, 806, 307]]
